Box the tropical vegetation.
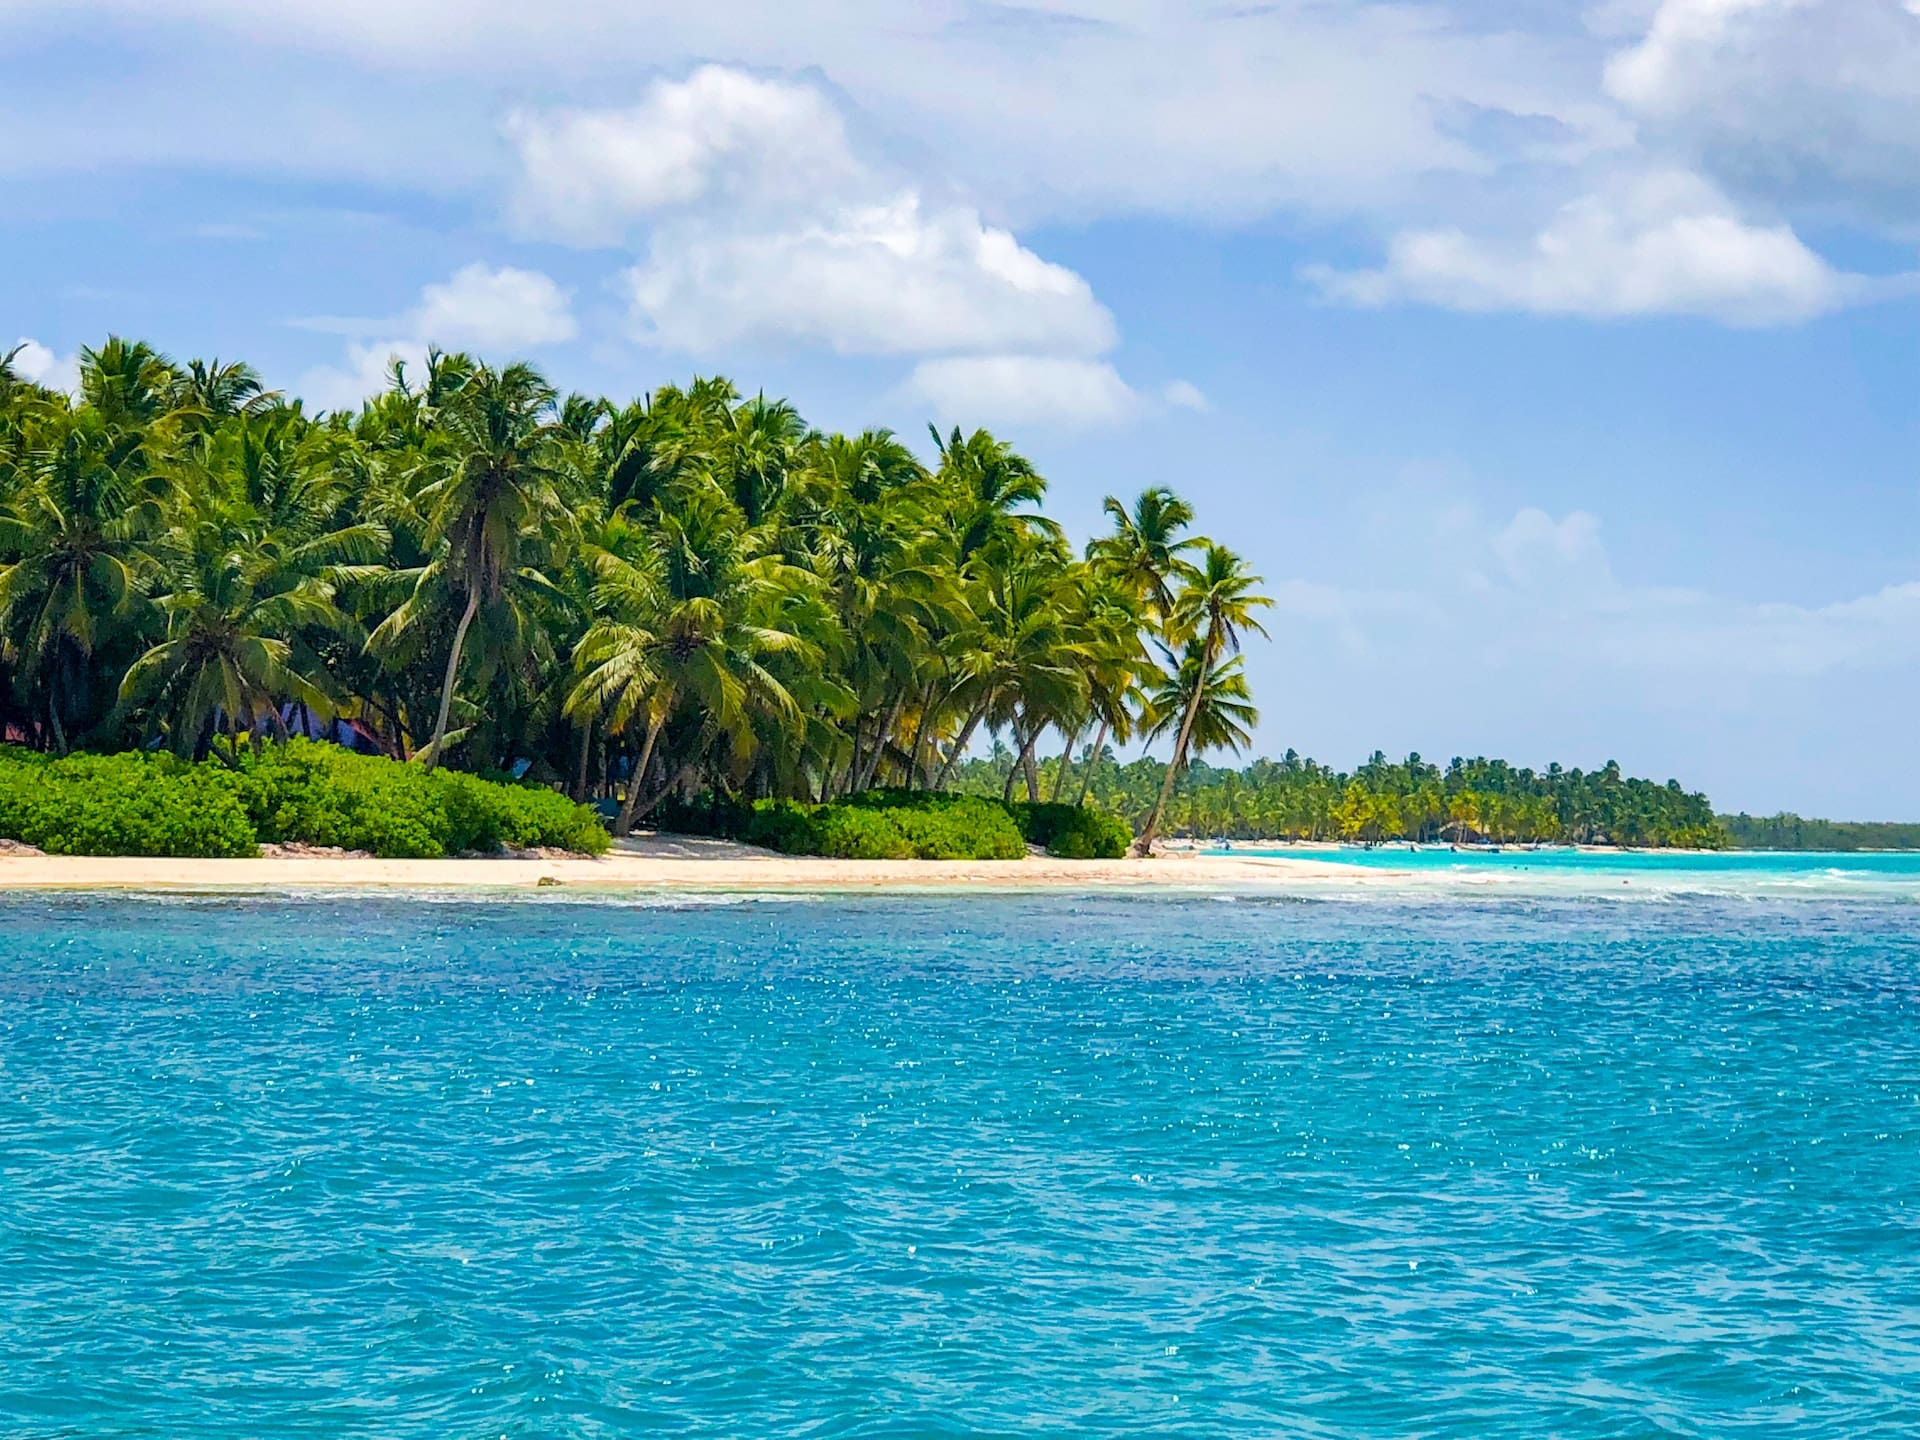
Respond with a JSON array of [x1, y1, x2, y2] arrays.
[[0, 337, 1263, 854]]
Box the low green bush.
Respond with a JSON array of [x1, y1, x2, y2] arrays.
[[658, 786, 1110, 860], [885, 797, 1026, 859], [1042, 808, 1133, 859], [808, 805, 915, 859], [0, 740, 608, 859], [0, 748, 257, 857], [742, 799, 823, 854], [1007, 800, 1133, 858]]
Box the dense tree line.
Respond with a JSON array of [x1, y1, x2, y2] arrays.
[[1719, 813, 1920, 852], [954, 748, 1726, 848], [0, 337, 1267, 849]]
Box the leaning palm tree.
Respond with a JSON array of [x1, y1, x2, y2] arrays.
[[1132, 542, 1270, 856], [378, 361, 572, 771]]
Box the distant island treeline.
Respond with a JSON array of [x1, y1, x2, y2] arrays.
[[953, 747, 1726, 849], [1716, 814, 1920, 852]]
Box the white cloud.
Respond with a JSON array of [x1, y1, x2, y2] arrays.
[[1162, 379, 1210, 412], [905, 356, 1138, 430], [1603, 0, 1920, 211], [1312, 171, 1854, 324], [9, 337, 79, 394], [2, 3, 1609, 222], [407, 263, 576, 350], [503, 66, 1139, 423], [505, 64, 861, 245], [1604, 0, 1791, 114], [293, 262, 571, 411], [624, 193, 1116, 358]]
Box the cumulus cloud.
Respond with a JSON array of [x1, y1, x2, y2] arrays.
[[503, 65, 1139, 421], [1491, 508, 1612, 590], [623, 194, 1116, 358], [506, 65, 861, 245], [2, 2, 1606, 221], [1603, 0, 1920, 213], [9, 337, 79, 394], [294, 263, 572, 411], [408, 263, 576, 350], [1311, 171, 1854, 324], [905, 356, 1138, 431], [297, 339, 428, 414]]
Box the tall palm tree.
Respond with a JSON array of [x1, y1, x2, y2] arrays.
[[1133, 542, 1270, 855], [377, 362, 572, 771]]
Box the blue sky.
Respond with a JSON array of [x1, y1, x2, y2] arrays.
[[5, 1, 1920, 816]]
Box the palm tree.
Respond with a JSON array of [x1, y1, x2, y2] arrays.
[[377, 362, 572, 771], [568, 492, 817, 835], [118, 506, 346, 759], [0, 410, 160, 750], [79, 337, 181, 430], [930, 425, 1061, 567], [1132, 542, 1269, 855], [1090, 486, 1196, 623]]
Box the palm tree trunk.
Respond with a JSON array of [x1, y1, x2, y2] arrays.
[[1020, 727, 1041, 804], [858, 691, 907, 791], [614, 712, 666, 838], [1074, 717, 1109, 807], [421, 587, 479, 773], [47, 702, 68, 756], [1132, 655, 1211, 857], [1049, 724, 1083, 803], [906, 681, 937, 790], [627, 762, 695, 826], [1002, 720, 1025, 802], [571, 720, 593, 803], [934, 692, 991, 791]]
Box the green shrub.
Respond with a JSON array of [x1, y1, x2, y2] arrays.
[[1007, 800, 1132, 858], [807, 805, 915, 859], [742, 799, 820, 854], [0, 740, 608, 859], [885, 797, 1026, 859], [1042, 807, 1133, 859], [0, 749, 257, 857], [665, 786, 1033, 860]]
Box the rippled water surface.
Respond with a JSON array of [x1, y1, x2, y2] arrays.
[[3, 891, 1918, 1437]]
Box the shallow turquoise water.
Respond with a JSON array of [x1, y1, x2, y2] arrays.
[[1213, 844, 1920, 877], [3, 891, 1918, 1436]]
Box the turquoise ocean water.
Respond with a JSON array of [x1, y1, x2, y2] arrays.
[[3, 882, 1917, 1435]]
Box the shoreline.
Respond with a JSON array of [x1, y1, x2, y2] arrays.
[[0, 846, 1380, 894], [5, 836, 1911, 898]]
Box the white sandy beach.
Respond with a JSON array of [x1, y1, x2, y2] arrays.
[[0, 833, 1390, 893]]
